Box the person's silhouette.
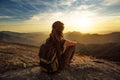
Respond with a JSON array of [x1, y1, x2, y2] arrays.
[[45, 21, 77, 70]]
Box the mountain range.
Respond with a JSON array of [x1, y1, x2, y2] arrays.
[[0, 31, 48, 46], [0, 31, 120, 46], [65, 31, 120, 44], [0, 31, 120, 62]]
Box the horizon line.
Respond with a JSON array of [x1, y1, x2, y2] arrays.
[[0, 30, 120, 35]]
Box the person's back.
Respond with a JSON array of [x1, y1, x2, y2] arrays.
[[39, 21, 76, 73]]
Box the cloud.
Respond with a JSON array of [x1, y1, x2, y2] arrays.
[[102, 0, 120, 6], [0, 0, 79, 22], [0, 0, 58, 21], [0, 16, 12, 18], [23, 8, 98, 29], [0, 0, 120, 22], [58, 0, 77, 6], [76, 4, 95, 11]]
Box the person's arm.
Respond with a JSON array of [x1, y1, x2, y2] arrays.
[[64, 40, 77, 46]]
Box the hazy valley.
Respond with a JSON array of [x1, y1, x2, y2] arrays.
[[0, 31, 120, 46], [0, 31, 120, 61]]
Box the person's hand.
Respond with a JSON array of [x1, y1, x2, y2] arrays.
[[64, 40, 77, 46]]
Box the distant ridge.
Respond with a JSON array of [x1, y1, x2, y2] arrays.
[[64, 31, 120, 44], [0, 31, 48, 46], [0, 31, 120, 46]]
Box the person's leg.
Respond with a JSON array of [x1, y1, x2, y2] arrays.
[[59, 46, 75, 69], [63, 46, 75, 65]]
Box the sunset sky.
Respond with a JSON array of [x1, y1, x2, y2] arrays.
[[0, 0, 120, 34]]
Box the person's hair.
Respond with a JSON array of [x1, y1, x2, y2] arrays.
[[46, 21, 64, 57], [46, 21, 64, 45]]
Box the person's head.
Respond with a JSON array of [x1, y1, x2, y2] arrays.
[[46, 21, 64, 44], [52, 21, 64, 32]]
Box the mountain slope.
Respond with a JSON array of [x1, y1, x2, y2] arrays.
[[0, 31, 48, 46], [0, 41, 120, 80], [0, 31, 120, 46], [76, 43, 120, 62], [65, 31, 120, 44]]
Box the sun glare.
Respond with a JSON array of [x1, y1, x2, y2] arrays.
[[79, 18, 91, 27], [71, 17, 92, 33]]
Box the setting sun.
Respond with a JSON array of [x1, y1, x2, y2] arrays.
[[79, 18, 91, 28], [73, 17, 92, 33]]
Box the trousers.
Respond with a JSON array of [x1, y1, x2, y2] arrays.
[[58, 46, 75, 69]]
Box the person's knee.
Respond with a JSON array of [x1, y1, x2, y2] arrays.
[[67, 45, 75, 48], [69, 46, 75, 49], [66, 46, 75, 52]]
